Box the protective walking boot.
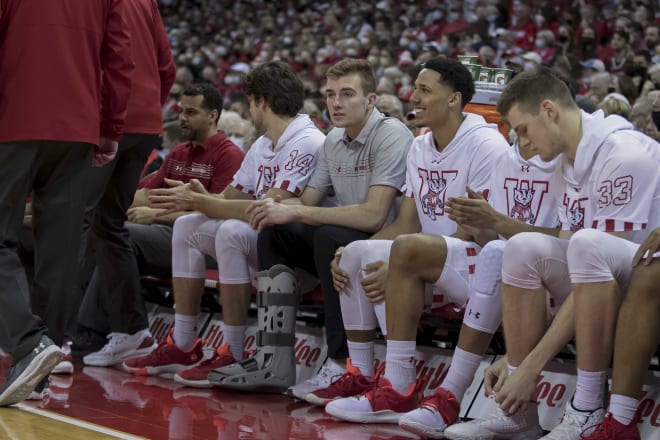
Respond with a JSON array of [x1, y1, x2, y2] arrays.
[[208, 265, 298, 392]]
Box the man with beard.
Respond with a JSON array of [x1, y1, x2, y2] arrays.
[[76, 84, 244, 364], [121, 62, 325, 384]]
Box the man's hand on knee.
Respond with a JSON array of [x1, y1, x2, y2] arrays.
[[331, 247, 348, 292], [361, 260, 388, 303]]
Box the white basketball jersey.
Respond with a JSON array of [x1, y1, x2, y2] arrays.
[[231, 114, 325, 199], [488, 144, 562, 230], [403, 113, 509, 235], [558, 111, 660, 244]]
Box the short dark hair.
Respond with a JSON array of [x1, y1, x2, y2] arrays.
[[326, 58, 377, 96], [614, 29, 631, 43], [243, 61, 304, 117], [183, 83, 223, 123], [420, 57, 475, 108], [497, 67, 577, 117]]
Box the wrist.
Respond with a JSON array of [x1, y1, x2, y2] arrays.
[[291, 204, 305, 222]]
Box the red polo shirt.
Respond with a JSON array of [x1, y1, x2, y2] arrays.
[[139, 132, 245, 194], [0, 0, 133, 144], [123, 0, 176, 134]]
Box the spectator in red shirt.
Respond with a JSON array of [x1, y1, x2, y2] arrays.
[[509, 2, 536, 51], [75, 84, 245, 361], [0, 0, 132, 405]]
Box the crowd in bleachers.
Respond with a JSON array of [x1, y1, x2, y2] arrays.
[[158, 0, 660, 144]]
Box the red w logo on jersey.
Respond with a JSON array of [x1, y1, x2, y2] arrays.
[[417, 169, 458, 221], [562, 193, 588, 232], [503, 178, 550, 225]]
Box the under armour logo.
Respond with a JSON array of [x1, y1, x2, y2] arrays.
[[407, 356, 416, 364], [468, 309, 481, 319], [521, 165, 530, 172]]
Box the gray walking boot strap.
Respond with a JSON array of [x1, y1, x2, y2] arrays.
[[256, 289, 297, 347]]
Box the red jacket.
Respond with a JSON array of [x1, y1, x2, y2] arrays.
[[0, 0, 133, 144], [123, 0, 175, 134]]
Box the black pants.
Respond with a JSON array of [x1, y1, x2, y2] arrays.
[[76, 134, 158, 335], [78, 223, 173, 334], [258, 223, 370, 360], [0, 140, 91, 356]]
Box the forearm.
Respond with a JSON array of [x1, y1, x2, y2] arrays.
[[493, 212, 559, 239], [294, 203, 389, 233], [370, 220, 419, 240], [192, 193, 251, 222], [518, 294, 575, 373]]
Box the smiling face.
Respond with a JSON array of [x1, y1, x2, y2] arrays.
[[410, 68, 460, 130], [505, 102, 565, 162], [325, 73, 375, 137]]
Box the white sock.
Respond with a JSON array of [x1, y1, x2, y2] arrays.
[[609, 394, 639, 425], [441, 347, 482, 400], [347, 340, 374, 376], [173, 314, 199, 352], [385, 340, 417, 394], [223, 325, 246, 361], [572, 369, 607, 411]]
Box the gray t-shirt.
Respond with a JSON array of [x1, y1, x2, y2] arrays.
[[308, 109, 413, 225]]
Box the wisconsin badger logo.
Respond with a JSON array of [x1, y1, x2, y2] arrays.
[[504, 178, 550, 225]]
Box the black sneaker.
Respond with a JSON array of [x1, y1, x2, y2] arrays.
[[70, 327, 107, 359], [0, 335, 62, 406]]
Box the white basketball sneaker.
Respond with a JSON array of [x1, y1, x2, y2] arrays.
[[540, 399, 605, 440], [444, 398, 544, 440]]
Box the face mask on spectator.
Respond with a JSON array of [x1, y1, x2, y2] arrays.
[[430, 10, 443, 21], [534, 14, 544, 27], [524, 62, 536, 71], [224, 75, 241, 85], [652, 55, 660, 64], [229, 136, 245, 149], [487, 14, 498, 22], [446, 12, 461, 22], [497, 40, 508, 50], [535, 39, 545, 49]]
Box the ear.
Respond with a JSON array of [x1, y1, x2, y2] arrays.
[[540, 99, 558, 122], [366, 92, 378, 108], [209, 109, 219, 124], [448, 91, 462, 108]]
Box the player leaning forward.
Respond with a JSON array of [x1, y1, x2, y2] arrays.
[[445, 68, 660, 440]]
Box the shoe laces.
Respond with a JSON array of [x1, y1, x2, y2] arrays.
[[579, 413, 626, 439], [419, 388, 460, 424], [140, 338, 176, 363], [99, 333, 129, 354], [197, 344, 234, 368], [309, 362, 343, 385]]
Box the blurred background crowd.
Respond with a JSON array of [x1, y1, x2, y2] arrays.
[[157, 0, 660, 154]]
